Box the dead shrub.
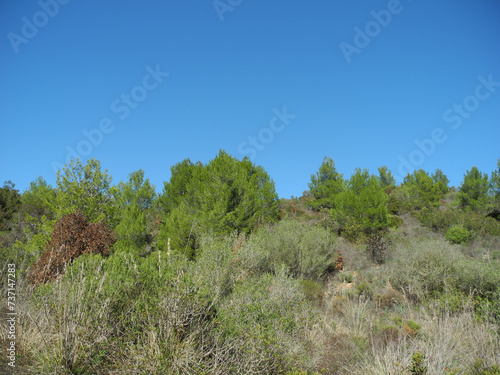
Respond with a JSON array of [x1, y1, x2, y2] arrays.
[[28, 212, 115, 285]]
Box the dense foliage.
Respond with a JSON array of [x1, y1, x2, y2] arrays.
[[157, 150, 279, 257], [308, 156, 344, 210], [334, 168, 389, 240]]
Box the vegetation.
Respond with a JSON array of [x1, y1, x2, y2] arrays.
[[157, 150, 279, 258], [1, 152, 499, 374]]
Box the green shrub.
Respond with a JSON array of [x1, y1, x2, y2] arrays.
[[339, 272, 354, 283], [468, 359, 500, 375], [454, 259, 500, 299], [406, 319, 421, 333], [387, 186, 412, 214], [445, 225, 475, 244], [409, 352, 428, 374], [415, 208, 500, 237], [402, 169, 442, 210], [334, 169, 390, 236], [248, 220, 337, 280], [388, 214, 403, 229], [300, 279, 324, 305], [390, 239, 460, 301], [216, 267, 318, 373], [390, 238, 500, 302], [356, 282, 372, 298]]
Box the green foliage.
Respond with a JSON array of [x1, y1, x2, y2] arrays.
[[299, 279, 324, 305], [489, 158, 500, 208], [390, 238, 500, 301], [216, 267, 315, 373], [55, 158, 113, 222], [414, 207, 500, 236], [403, 169, 442, 210], [0, 181, 21, 231], [339, 272, 354, 283], [388, 214, 403, 229], [20, 177, 57, 220], [308, 156, 345, 210], [432, 168, 450, 195], [445, 225, 475, 244], [409, 352, 428, 375], [13, 214, 56, 257], [334, 168, 389, 238], [356, 282, 372, 298], [158, 150, 279, 256], [406, 319, 422, 333], [248, 219, 337, 280], [112, 170, 156, 250], [468, 359, 500, 375], [157, 203, 198, 258], [456, 166, 490, 212], [378, 165, 396, 188], [387, 185, 412, 214], [5, 178, 57, 262]]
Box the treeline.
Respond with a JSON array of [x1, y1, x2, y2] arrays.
[[1, 153, 499, 266], [303, 156, 500, 243]]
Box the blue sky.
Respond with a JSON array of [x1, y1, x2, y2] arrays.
[[1, 0, 499, 198]]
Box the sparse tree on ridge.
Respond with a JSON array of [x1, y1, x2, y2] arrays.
[[55, 158, 113, 222], [457, 166, 489, 212], [308, 157, 345, 210], [157, 150, 279, 257], [489, 159, 500, 208], [334, 168, 389, 237], [378, 166, 396, 189], [112, 170, 157, 250], [402, 169, 441, 210], [432, 168, 450, 195]]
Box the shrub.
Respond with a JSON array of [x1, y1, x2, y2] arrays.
[[248, 220, 337, 280], [387, 186, 412, 214], [409, 352, 428, 374], [334, 169, 389, 237], [366, 231, 391, 264], [390, 239, 460, 301], [402, 169, 442, 210], [300, 279, 324, 305], [339, 272, 354, 283], [445, 225, 475, 244], [415, 208, 500, 237], [388, 214, 403, 229], [158, 151, 280, 257], [27, 212, 116, 285], [456, 166, 490, 212], [216, 267, 318, 373], [390, 238, 500, 302]]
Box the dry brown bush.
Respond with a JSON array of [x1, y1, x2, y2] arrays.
[[28, 212, 115, 285]]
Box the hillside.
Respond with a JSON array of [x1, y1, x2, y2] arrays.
[[0, 155, 499, 374]]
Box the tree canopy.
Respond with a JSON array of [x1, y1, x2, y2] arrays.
[[334, 168, 389, 236], [157, 150, 279, 256], [457, 166, 489, 212], [308, 157, 345, 210]]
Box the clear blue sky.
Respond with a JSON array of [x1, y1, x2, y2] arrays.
[[1, 0, 499, 198]]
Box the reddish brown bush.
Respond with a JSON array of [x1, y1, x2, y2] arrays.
[[28, 212, 115, 285], [335, 249, 344, 271], [79, 222, 115, 257]]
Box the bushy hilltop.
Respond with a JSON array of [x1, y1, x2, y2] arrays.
[[0, 151, 499, 374]]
